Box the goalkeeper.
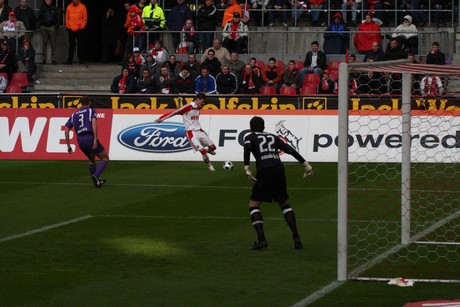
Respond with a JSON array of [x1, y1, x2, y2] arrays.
[[243, 116, 313, 250]]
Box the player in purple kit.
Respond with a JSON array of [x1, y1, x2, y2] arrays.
[[243, 116, 313, 250], [65, 96, 109, 188]]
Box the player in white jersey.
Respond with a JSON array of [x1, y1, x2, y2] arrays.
[[154, 92, 217, 171]]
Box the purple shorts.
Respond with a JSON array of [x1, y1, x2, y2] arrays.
[[77, 134, 105, 157]]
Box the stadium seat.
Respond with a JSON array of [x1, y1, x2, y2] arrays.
[[327, 61, 342, 73], [256, 59, 265, 70], [276, 60, 285, 74], [6, 84, 22, 93], [10, 72, 29, 90], [300, 84, 317, 95], [279, 86, 297, 95], [303, 73, 320, 86], [329, 71, 338, 82], [295, 60, 304, 71], [259, 85, 277, 95]]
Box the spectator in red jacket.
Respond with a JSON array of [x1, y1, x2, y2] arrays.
[[354, 14, 382, 54], [261, 57, 283, 93]]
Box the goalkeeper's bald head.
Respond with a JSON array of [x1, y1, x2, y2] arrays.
[[250, 116, 265, 132]]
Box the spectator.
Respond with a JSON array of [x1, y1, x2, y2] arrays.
[[216, 64, 238, 94], [124, 54, 140, 79], [290, 0, 307, 26], [0, 11, 26, 53], [195, 66, 217, 94], [307, 0, 326, 26], [357, 69, 386, 94], [432, 0, 444, 27], [283, 60, 301, 91], [354, 14, 382, 54], [142, 0, 166, 46], [222, 0, 242, 28], [65, 0, 87, 65], [261, 57, 282, 92], [300, 41, 327, 84], [411, 0, 427, 27], [0, 39, 15, 80], [363, 41, 384, 62], [127, 5, 146, 52], [177, 18, 197, 54], [249, 57, 261, 77], [240, 63, 261, 94], [37, 0, 60, 65], [182, 53, 201, 78], [323, 12, 350, 55], [341, 0, 361, 26], [267, 0, 289, 26], [175, 66, 195, 94], [420, 75, 444, 96], [137, 68, 157, 94], [133, 47, 145, 66], [384, 37, 407, 61], [348, 53, 360, 94], [216, 0, 228, 27], [317, 70, 335, 94], [168, 0, 192, 52], [140, 53, 160, 78], [101, 7, 121, 63], [111, 67, 137, 93], [14, 0, 36, 40], [136, 0, 148, 10], [16, 38, 36, 75], [222, 12, 248, 54], [197, 0, 217, 51], [165, 54, 182, 76], [122, 0, 133, 62], [150, 39, 169, 65], [228, 51, 245, 79], [201, 49, 222, 78], [156, 65, 176, 94], [0, 73, 7, 92], [201, 38, 230, 64], [251, 0, 269, 26], [407, 52, 421, 94], [426, 41, 446, 65], [0, 0, 12, 23], [392, 15, 418, 54]]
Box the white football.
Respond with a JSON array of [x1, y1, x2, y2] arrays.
[[223, 161, 234, 171]]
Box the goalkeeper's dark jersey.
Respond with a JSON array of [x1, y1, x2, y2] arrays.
[[244, 131, 306, 172]]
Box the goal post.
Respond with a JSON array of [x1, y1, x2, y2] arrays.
[[337, 59, 460, 283]]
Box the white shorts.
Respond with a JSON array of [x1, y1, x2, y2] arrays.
[[186, 129, 214, 153]]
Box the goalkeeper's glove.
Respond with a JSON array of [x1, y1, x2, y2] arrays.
[[244, 165, 257, 182], [303, 161, 313, 178]]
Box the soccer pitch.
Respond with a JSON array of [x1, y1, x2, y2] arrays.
[[0, 161, 459, 306]]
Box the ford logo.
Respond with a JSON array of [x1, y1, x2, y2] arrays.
[[118, 122, 192, 153]]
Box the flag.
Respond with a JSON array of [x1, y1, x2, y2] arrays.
[[345, 48, 349, 63], [243, 0, 250, 23]]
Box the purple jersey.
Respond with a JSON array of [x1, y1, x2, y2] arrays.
[[65, 106, 97, 136]]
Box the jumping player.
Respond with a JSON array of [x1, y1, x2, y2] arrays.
[[243, 116, 313, 250], [154, 92, 217, 171], [65, 96, 109, 188]]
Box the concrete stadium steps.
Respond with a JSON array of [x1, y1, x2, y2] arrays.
[[34, 64, 120, 92]]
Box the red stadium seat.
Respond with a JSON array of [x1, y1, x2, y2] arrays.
[[295, 60, 304, 71], [303, 73, 320, 86], [10, 72, 29, 90], [256, 60, 265, 70], [279, 86, 297, 95], [259, 85, 277, 95], [300, 84, 317, 95], [6, 84, 22, 93], [329, 71, 338, 82], [327, 60, 342, 73], [276, 60, 285, 74]]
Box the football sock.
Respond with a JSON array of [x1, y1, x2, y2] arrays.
[[200, 150, 209, 163], [249, 207, 265, 241], [281, 205, 299, 238], [94, 160, 108, 178], [88, 164, 96, 175], [208, 144, 216, 151]]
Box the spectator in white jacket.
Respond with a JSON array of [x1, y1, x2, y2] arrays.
[[391, 15, 419, 54], [222, 12, 248, 54]]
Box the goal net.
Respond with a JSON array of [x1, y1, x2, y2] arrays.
[[337, 59, 460, 283]]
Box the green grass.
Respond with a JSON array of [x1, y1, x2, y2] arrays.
[[0, 161, 459, 306]]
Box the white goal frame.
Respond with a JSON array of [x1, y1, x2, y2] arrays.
[[337, 59, 460, 283]]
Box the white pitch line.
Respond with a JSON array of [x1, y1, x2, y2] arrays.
[[291, 281, 345, 307], [0, 215, 93, 243]]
